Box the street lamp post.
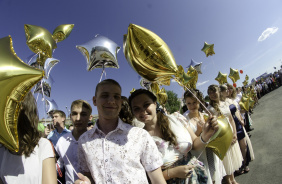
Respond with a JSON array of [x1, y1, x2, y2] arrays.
[[65, 106, 70, 124]]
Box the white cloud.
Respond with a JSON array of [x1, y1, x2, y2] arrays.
[[197, 80, 209, 87], [258, 27, 279, 41], [171, 79, 177, 83]]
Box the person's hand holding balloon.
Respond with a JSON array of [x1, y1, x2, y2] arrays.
[[201, 116, 219, 142]]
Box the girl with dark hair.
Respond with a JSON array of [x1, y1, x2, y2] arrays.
[[184, 89, 226, 184], [0, 92, 57, 184], [207, 85, 243, 184], [129, 89, 218, 183]]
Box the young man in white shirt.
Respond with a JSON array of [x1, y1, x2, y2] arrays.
[[75, 79, 166, 184], [55, 100, 93, 184]]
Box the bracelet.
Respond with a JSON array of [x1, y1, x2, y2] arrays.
[[200, 133, 208, 144], [167, 168, 170, 179]]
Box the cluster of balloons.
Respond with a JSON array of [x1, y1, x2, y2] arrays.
[[123, 23, 232, 159], [0, 24, 74, 151], [239, 87, 255, 112], [25, 24, 74, 115]]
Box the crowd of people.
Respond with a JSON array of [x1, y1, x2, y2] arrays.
[[1, 76, 271, 184]]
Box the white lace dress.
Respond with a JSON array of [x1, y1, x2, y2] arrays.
[[208, 102, 244, 175], [185, 113, 226, 184]]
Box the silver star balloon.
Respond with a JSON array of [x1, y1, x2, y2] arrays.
[[187, 59, 202, 74], [34, 75, 54, 97], [76, 35, 120, 71], [45, 98, 58, 116]]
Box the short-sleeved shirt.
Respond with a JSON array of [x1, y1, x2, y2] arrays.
[[77, 119, 163, 184], [0, 138, 54, 184], [55, 132, 79, 184], [47, 127, 71, 146]]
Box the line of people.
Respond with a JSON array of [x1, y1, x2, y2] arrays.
[[0, 79, 258, 184]]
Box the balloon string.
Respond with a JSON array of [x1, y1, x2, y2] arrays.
[[99, 65, 105, 82], [65, 155, 79, 178], [183, 86, 212, 116], [40, 79, 47, 124], [27, 52, 39, 65], [53, 40, 58, 54], [179, 88, 185, 112], [35, 93, 39, 102]]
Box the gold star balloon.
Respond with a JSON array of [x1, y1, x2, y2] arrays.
[[215, 71, 227, 85], [201, 42, 215, 57], [24, 24, 57, 58], [242, 80, 248, 86], [240, 94, 251, 111], [245, 75, 249, 80], [0, 36, 44, 152], [157, 87, 168, 106], [123, 24, 191, 86], [52, 24, 74, 42], [130, 88, 136, 94], [249, 98, 255, 109], [149, 83, 168, 105], [184, 66, 198, 89], [207, 115, 233, 160], [228, 68, 240, 84]]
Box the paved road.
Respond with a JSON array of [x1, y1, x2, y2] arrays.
[[235, 87, 282, 184]]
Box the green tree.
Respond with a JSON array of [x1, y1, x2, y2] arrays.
[[165, 90, 181, 114]]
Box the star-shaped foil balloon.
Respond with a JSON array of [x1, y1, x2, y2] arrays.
[[239, 96, 249, 111], [156, 88, 168, 106], [130, 88, 136, 94], [215, 72, 227, 85], [45, 98, 59, 116], [201, 42, 215, 57], [149, 83, 168, 105], [43, 58, 60, 79], [184, 66, 198, 89], [228, 68, 240, 84], [187, 59, 202, 74], [24, 24, 57, 58], [33, 75, 54, 98], [139, 77, 151, 90], [0, 36, 44, 152], [76, 35, 120, 71], [52, 24, 74, 42], [242, 80, 248, 86]]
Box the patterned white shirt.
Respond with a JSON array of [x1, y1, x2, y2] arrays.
[[77, 119, 163, 184]]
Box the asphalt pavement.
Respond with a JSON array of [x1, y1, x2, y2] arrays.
[[235, 87, 282, 184]]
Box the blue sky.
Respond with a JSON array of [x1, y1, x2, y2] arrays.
[[1, 0, 282, 118]]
